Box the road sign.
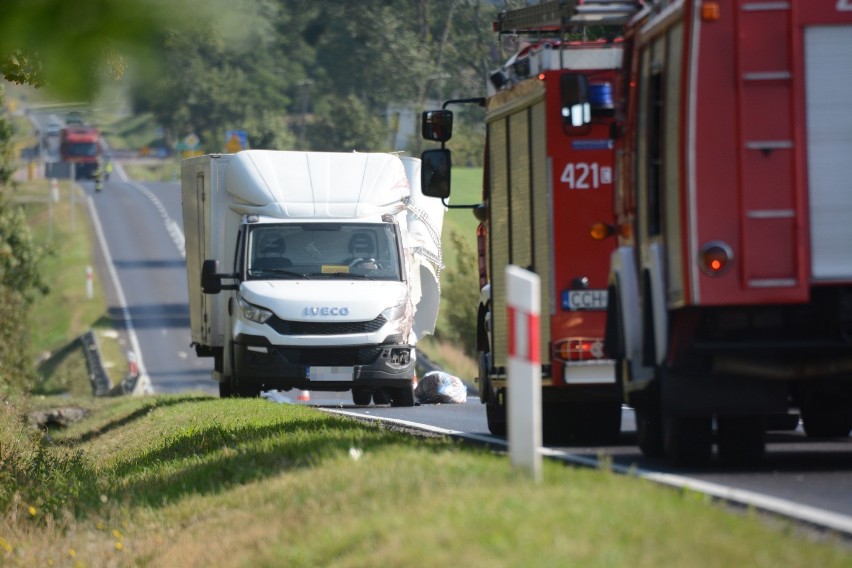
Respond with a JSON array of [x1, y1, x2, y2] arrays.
[[506, 264, 542, 482], [225, 130, 248, 153]]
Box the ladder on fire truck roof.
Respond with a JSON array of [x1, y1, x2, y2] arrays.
[[494, 0, 641, 33]]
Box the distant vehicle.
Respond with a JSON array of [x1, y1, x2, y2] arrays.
[[65, 111, 84, 125], [59, 126, 101, 179], [45, 122, 62, 137]]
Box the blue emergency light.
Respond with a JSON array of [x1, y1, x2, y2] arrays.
[[589, 82, 614, 110]]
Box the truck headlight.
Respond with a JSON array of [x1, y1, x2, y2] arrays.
[[239, 297, 273, 324]]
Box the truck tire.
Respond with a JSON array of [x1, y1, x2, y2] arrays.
[[486, 388, 507, 436], [230, 341, 260, 398], [545, 401, 621, 445], [390, 384, 415, 407], [233, 380, 259, 398], [717, 415, 766, 465], [635, 407, 665, 458], [801, 398, 852, 438], [663, 415, 712, 466], [372, 389, 390, 405], [215, 349, 233, 398], [352, 388, 372, 406], [477, 352, 490, 404]]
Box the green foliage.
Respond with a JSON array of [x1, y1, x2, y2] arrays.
[[0, 89, 49, 395], [128, 0, 501, 156], [438, 229, 479, 356], [0, 0, 199, 100]]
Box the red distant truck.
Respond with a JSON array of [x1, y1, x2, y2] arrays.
[[59, 125, 101, 179]]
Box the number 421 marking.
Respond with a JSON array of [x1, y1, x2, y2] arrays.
[[560, 162, 612, 190]]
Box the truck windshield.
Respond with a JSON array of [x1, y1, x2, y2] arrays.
[[60, 143, 98, 158], [246, 222, 403, 281]]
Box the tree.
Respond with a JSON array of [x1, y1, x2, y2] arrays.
[[438, 230, 479, 356], [0, 86, 50, 393], [130, 1, 507, 155]]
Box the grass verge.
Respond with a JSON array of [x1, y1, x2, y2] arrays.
[[13, 178, 125, 392], [2, 394, 850, 566]]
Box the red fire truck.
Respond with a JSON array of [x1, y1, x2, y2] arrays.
[[60, 125, 101, 179], [421, 1, 637, 442], [605, 0, 852, 465]]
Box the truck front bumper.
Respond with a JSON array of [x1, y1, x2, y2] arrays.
[[232, 333, 414, 391]]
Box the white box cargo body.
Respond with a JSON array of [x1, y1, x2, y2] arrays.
[[182, 150, 444, 404]]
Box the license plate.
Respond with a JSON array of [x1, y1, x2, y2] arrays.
[[307, 366, 353, 381], [562, 289, 608, 311]]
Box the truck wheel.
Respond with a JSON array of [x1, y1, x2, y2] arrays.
[[372, 389, 390, 405], [717, 415, 766, 466], [546, 401, 621, 445], [801, 398, 852, 438], [352, 388, 372, 406], [233, 381, 259, 398], [477, 351, 490, 404], [218, 380, 233, 398], [486, 388, 507, 436], [663, 415, 712, 466], [635, 408, 665, 458], [390, 384, 415, 407], [767, 413, 800, 431]]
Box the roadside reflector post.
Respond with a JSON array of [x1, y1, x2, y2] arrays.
[[506, 265, 542, 482], [86, 265, 94, 300]]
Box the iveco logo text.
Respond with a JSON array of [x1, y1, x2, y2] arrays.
[[303, 307, 350, 316]]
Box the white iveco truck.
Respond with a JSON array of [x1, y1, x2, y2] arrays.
[[182, 150, 445, 405]]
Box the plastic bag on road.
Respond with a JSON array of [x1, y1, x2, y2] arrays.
[[415, 371, 467, 404]]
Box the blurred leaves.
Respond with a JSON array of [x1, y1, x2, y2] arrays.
[[0, 0, 236, 101]]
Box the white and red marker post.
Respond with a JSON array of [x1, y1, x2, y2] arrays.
[[505, 265, 542, 482]]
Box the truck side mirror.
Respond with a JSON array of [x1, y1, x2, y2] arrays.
[[421, 110, 453, 143], [560, 74, 591, 128], [420, 149, 451, 199], [201, 259, 223, 294]]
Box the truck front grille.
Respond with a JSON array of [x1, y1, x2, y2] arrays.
[[277, 346, 380, 366], [266, 315, 387, 336]]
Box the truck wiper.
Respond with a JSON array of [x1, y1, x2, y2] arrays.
[[329, 272, 377, 280], [252, 269, 313, 279]]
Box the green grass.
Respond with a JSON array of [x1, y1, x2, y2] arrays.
[[2, 394, 849, 566], [14, 179, 126, 390]]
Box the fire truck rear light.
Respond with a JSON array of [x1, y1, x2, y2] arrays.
[[590, 222, 614, 241], [699, 241, 733, 276], [554, 339, 605, 362]]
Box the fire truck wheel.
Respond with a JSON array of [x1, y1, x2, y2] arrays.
[[663, 415, 712, 466], [486, 389, 507, 436], [716, 415, 766, 466], [766, 413, 800, 431], [635, 408, 665, 458], [352, 388, 372, 406], [477, 352, 490, 404], [218, 380, 233, 398], [801, 398, 852, 438], [545, 401, 621, 445]]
